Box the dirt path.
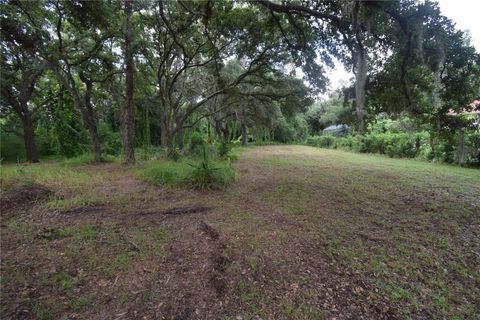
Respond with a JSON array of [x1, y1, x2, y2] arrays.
[[2, 146, 478, 319]]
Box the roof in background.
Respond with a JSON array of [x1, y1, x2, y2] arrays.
[[447, 100, 480, 116], [323, 124, 349, 131]]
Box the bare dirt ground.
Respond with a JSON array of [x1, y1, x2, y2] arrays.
[[1, 146, 479, 319]]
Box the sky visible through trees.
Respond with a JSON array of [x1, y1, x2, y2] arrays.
[[326, 0, 480, 92]]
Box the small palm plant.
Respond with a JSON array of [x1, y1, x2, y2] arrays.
[[217, 139, 231, 159], [189, 145, 219, 190], [167, 146, 181, 161]]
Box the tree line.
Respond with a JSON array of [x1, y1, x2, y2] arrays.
[[1, 0, 479, 164]]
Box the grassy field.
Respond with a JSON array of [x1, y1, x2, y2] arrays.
[[1, 145, 479, 319]]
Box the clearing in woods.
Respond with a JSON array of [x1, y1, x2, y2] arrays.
[[1, 145, 479, 319]]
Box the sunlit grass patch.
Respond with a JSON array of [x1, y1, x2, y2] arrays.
[[43, 196, 99, 210], [237, 146, 480, 319], [56, 225, 99, 240], [0, 162, 99, 192]]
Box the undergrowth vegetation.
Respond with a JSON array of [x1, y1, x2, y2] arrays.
[[141, 144, 236, 190], [141, 159, 234, 191], [306, 130, 480, 166]]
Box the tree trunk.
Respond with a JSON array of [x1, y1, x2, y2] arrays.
[[79, 107, 101, 162], [458, 128, 465, 165], [176, 119, 184, 150], [55, 67, 102, 162], [222, 126, 229, 141], [160, 114, 168, 148], [241, 121, 247, 146], [20, 108, 39, 163], [166, 128, 175, 157], [123, 0, 135, 164], [354, 47, 367, 135], [87, 122, 102, 162], [143, 105, 151, 152], [82, 78, 102, 162], [432, 45, 445, 112], [214, 120, 222, 138], [352, 0, 367, 135]]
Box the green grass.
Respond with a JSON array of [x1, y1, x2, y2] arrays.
[[52, 271, 75, 290], [44, 196, 99, 210], [32, 303, 54, 320], [2, 145, 478, 319], [237, 279, 267, 316], [60, 153, 117, 167], [237, 145, 480, 319], [141, 161, 191, 187], [0, 162, 99, 190], [56, 225, 99, 240]]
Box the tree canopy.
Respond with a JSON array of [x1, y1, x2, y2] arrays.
[[1, 0, 479, 165]]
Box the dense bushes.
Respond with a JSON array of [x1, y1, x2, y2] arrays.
[[270, 115, 309, 143], [0, 133, 25, 162], [358, 132, 425, 158], [305, 135, 336, 148], [189, 131, 205, 151], [217, 140, 231, 159], [306, 130, 480, 166], [99, 124, 122, 156], [306, 132, 426, 158], [465, 130, 480, 166]]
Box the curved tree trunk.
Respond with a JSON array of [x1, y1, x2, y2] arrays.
[[53, 67, 102, 162], [20, 108, 39, 163], [176, 121, 184, 150], [79, 106, 101, 162], [241, 122, 247, 146]]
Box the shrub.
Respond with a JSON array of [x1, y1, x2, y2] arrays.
[[227, 147, 241, 162], [333, 137, 351, 150], [98, 123, 122, 156], [273, 116, 296, 143], [217, 140, 232, 159], [167, 147, 181, 161], [189, 131, 204, 151], [135, 147, 165, 161], [305, 136, 320, 147], [141, 147, 235, 190], [465, 130, 480, 167], [305, 135, 336, 148], [307, 132, 432, 159], [142, 161, 190, 187], [307, 135, 335, 148], [102, 131, 122, 156], [61, 153, 115, 167], [189, 147, 234, 190], [0, 133, 25, 162], [62, 154, 96, 166], [307, 123, 478, 166]]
